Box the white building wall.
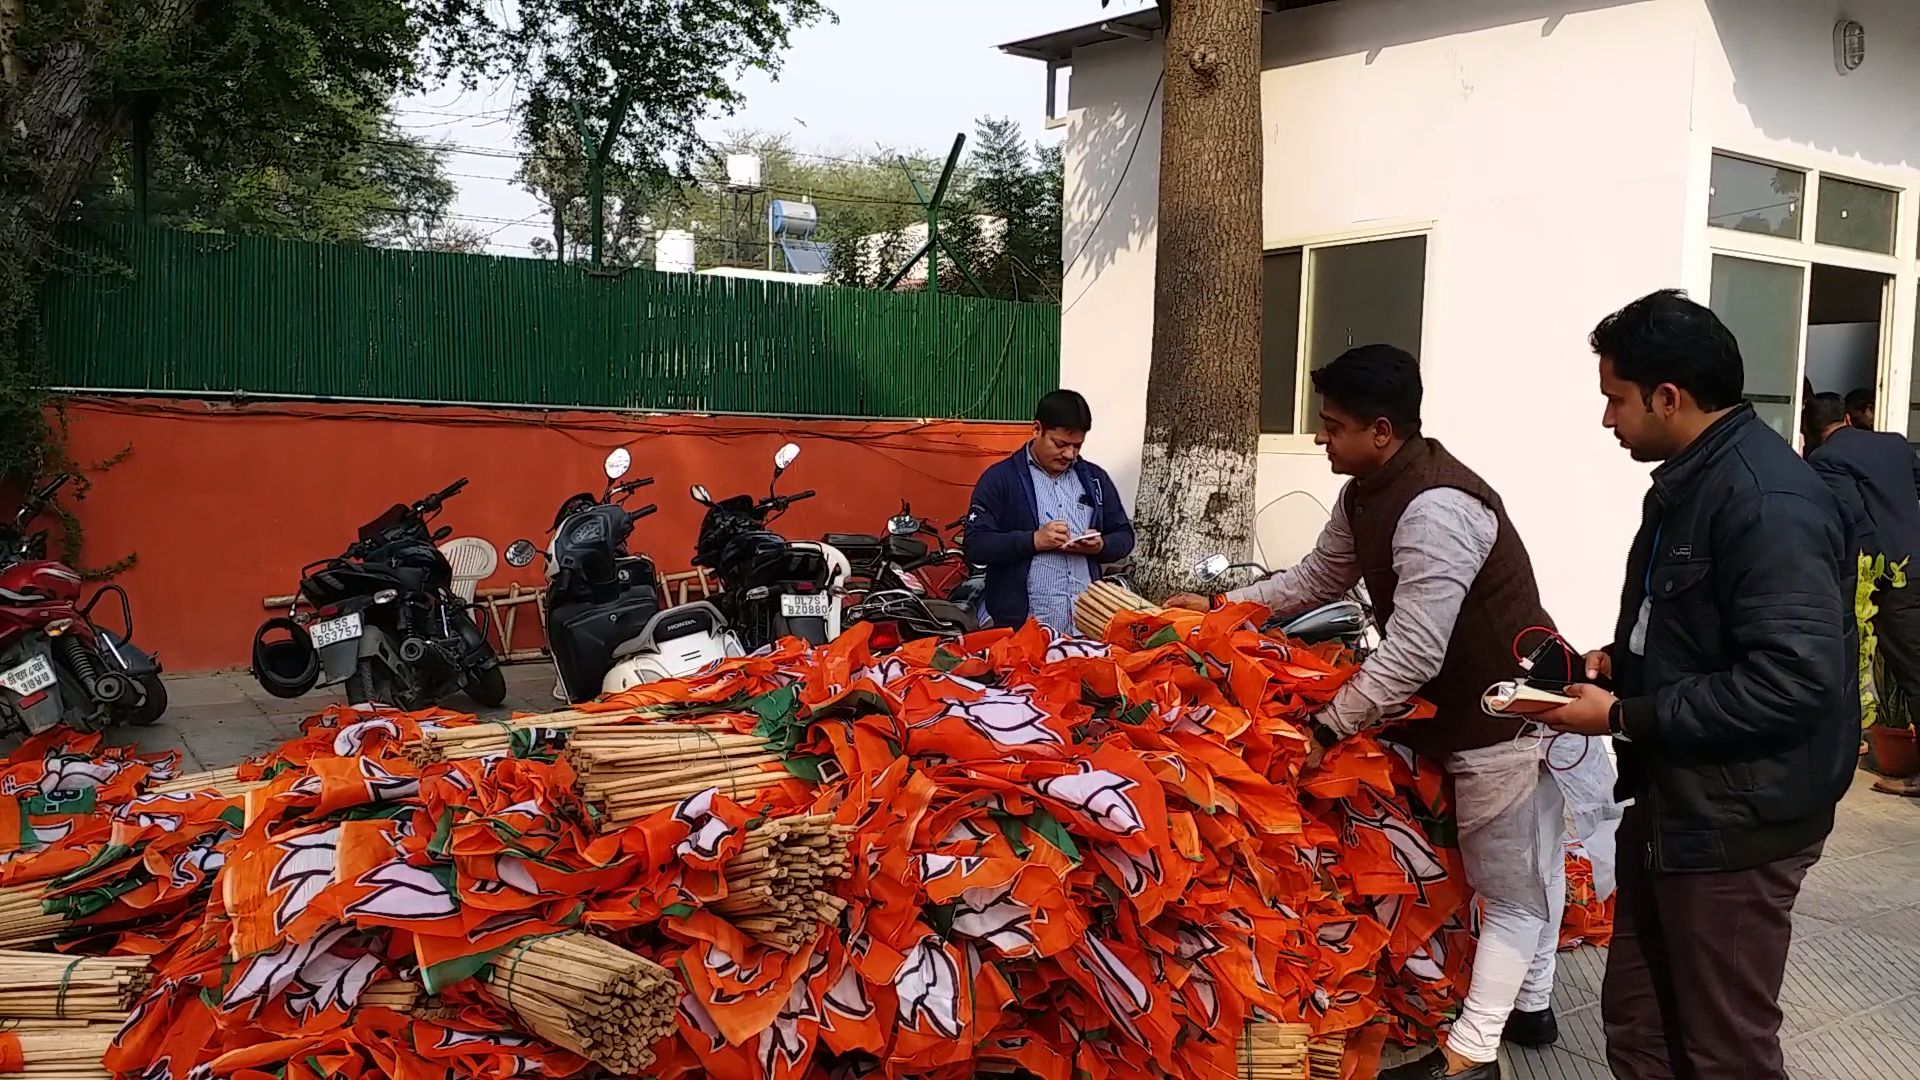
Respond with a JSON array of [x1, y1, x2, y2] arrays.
[[1059, 0, 1701, 646], [1684, 0, 1920, 435]]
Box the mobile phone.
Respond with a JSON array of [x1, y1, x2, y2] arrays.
[[1072, 530, 1100, 544]]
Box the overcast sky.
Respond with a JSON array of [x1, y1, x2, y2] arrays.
[[392, 0, 1151, 256]]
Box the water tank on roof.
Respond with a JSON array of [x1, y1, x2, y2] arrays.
[[654, 230, 696, 273], [769, 199, 819, 239], [725, 154, 764, 191]]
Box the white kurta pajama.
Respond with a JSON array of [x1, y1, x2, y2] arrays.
[[1228, 489, 1602, 1065]]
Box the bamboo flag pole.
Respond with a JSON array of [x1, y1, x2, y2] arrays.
[[1074, 581, 1164, 640], [148, 767, 259, 798], [0, 951, 149, 1019], [480, 933, 679, 1074], [0, 886, 64, 949], [1, 1026, 115, 1079], [1237, 1024, 1347, 1080], [713, 814, 851, 953]]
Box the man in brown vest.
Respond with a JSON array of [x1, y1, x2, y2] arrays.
[[1170, 345, 1564, 1080]]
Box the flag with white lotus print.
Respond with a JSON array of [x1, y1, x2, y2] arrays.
[[0, 605, 1618, 1080]]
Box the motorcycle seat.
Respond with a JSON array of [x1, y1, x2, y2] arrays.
[[824, 532, 881, 549], [613, 602, 729, 657]]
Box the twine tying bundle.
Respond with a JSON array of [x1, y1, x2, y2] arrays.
[[479, 932, 678, 1073], [713, 814, 851, 953]]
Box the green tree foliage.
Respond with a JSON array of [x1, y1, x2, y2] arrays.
[[0, 0, 832, 488], [83, 108, 470, 247]]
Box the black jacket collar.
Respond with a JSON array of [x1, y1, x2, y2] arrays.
[[1650, 404, 1759, 507]]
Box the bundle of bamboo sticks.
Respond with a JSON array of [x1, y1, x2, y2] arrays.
[[1074, 580, 1164, 640], [1, 1026, 114, 1080], [480, 932, 678, 1073], [358, 980, 421, 1015], [569, 725, 794, 828], [0, 886, 64, 950], [0, 951, 149, 1020], [147, 767, 258, 798], [404, 710, 608, 766], [1238, 1024, 1346, 1080], [711, 814, 850, 953]]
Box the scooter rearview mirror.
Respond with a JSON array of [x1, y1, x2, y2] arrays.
[[504, 539, 538, 568], [1196, 554, 1230, 582], [690, 485, 713, 506], [773, 443, 800, 474], [604, 447, 632, 480]]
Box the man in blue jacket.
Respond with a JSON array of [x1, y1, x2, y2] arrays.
[[963, 390, 1135, 635]]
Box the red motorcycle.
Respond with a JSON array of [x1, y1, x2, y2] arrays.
[[0, 475, 166, 736]]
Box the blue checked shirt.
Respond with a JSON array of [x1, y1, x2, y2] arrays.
[[1025, 452, 1095, 635]]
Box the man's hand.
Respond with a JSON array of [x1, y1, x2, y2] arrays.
[[1583, 649, 1613, 680], [1539, 682, 1618, 736], [1164, 593, 1211, 612], [1065, 532, 1105, 556], [1034, 521, 1073, 552]]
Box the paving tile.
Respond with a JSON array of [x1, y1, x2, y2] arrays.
[[1546, 1000, 1610, 1066], [1785, 1027, 1920, 1080], [1501, 1043, 1612, 1080], [1846, 992, 1920, 1044], [1778, 927, 1920, 1015]]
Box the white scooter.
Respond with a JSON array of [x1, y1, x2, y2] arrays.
[[505, 448, 744, 704]]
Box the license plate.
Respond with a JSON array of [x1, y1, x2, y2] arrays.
[[780, 593, 833, 618], [309, 613, 364, 649], [0, 655, 56, 696]]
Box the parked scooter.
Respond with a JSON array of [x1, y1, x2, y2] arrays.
[[504, 448, 743, 703], [833, 502, 976, 647], [1194, 553, 1377, 656], [690, 444, 850, 649], [0, 474, 167, 736], [250, 479, 508, 710]]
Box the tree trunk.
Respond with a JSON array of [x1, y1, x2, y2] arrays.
[[1127, 0, 1264, 599], [3, 0, 202, 229]]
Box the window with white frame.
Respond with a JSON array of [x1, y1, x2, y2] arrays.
[[1704, 151, 1910, 444], [1260, 233, 1428, 435]]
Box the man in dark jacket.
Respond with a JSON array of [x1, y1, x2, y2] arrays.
[[1804, 391, 1920, 798], [1542, 290, 1857, 1080], [963, 390, 1134, 634]]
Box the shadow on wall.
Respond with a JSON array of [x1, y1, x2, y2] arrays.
[[1058, 0, 1655, 292], [1703, 0, 1920, 169], [1258, 0, 1647, 68], [1061, 41, 1164, 287]]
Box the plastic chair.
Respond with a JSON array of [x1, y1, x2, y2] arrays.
[[438, 537, 499, 604]]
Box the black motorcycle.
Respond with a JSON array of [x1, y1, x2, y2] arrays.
[[250, 479, 508, 709], [690, 443, 845, 650], [505, 448, 741, 704], [833, 502, 977, 647]]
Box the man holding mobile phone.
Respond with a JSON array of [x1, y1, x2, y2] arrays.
[[963, 390, 1135, 635]]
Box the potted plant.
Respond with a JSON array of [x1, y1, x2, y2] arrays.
[[1862, 554, 1920, 778]]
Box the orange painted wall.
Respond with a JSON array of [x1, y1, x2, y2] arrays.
[[55, 397, 1029, 672]]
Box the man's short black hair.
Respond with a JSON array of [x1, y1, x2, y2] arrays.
[[1589, 289, 1745, 411], [1846, 387, 1874, 411], [1310, 344, 1423, 437], [1805, 391, 1848, 433], [1035, 389, 1093, 432]]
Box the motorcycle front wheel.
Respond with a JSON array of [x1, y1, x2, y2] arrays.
[[465, 664, 508, 708]]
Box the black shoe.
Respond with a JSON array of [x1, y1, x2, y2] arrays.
[[1503, 1006, 1559, 1047], [1377, 1050, 1501, 1080]]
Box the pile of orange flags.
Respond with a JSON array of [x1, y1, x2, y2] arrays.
[[0, 602, 1599, 1080]]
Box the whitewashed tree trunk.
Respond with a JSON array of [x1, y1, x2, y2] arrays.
[[1127, 0, 1263, 599]]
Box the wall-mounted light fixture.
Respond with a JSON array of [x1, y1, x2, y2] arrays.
[[1835, 19, 1866, 75]]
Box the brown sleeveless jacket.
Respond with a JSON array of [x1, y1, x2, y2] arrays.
[[1343, 437, 1554, 756]]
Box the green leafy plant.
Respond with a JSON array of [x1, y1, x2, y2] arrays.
[[1859, 553, 1912, 731]]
